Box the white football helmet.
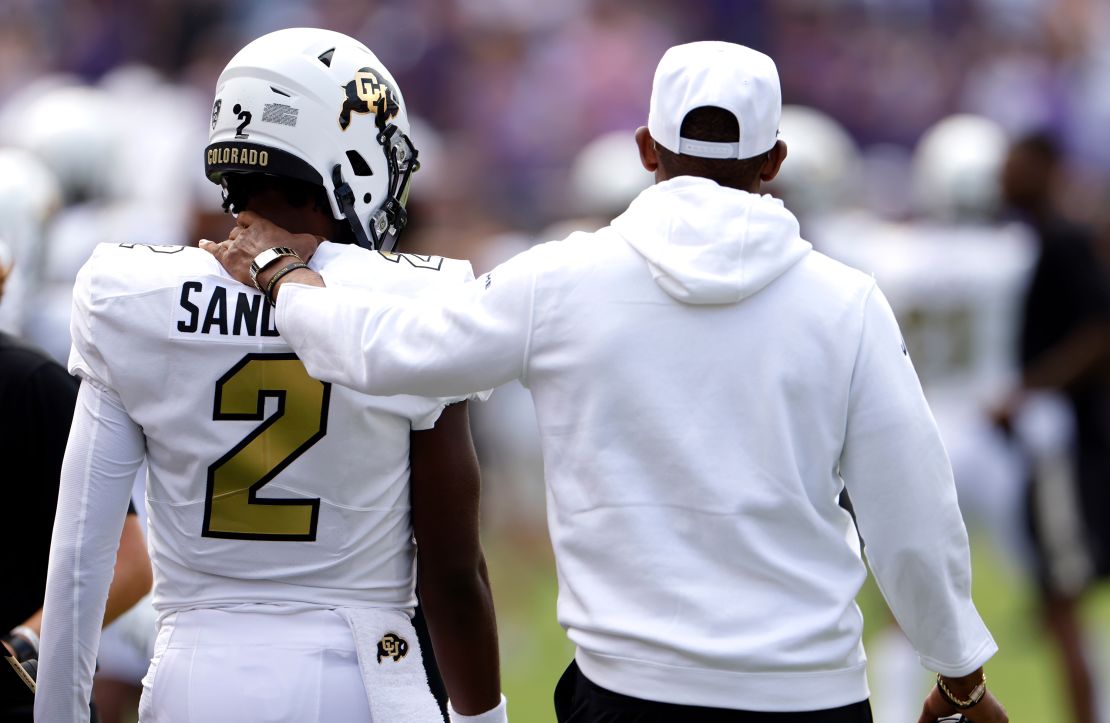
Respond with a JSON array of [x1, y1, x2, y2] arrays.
[[1, 81, 122, 204], [767, 105, 859, 218], [206, 28, 419, 251], [0, 148, 62, 231], [568, 130, 653, 219], [912, 114, 1009, 222], [0, 148, 62, 333]]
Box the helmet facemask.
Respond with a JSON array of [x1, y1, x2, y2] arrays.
[[331, 123, 419, 252]]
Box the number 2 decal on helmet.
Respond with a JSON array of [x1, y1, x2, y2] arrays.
[[233, 104, 252, 139]]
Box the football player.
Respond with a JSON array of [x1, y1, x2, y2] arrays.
[[764, 104, 862, 226], [996, 131, 1110, 723], [0, 151, 152, 721], [0, 81, 127, 365], [815, 114, 1036, 562], [35, 28, 504, 723], [0, 148, 61, 338]]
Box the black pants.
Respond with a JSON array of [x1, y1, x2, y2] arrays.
[[554, 660, 873, 723]]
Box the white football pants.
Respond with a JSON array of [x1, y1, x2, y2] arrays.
[[138, 608, 375, 723]]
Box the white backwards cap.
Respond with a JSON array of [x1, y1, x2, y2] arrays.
[[648, 41, 781, 161]]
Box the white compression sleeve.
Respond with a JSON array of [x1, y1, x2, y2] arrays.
[[35, 380, 145, 723], [450, 695, 508, 723]]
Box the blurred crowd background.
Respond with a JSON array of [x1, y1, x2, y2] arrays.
[[2, 0, 1110, 721], [3, 0, 1110, 230]]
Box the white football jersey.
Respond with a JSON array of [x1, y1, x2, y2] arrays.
[[813, 218, 1036, 408], [69, 241, 474, 613], [813, 217, 1037, 564]]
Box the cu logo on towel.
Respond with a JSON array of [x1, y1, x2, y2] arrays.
[[376, 632, 409, 663]]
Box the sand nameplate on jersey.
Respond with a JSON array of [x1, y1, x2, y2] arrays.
[[170, 277, 284, 343]]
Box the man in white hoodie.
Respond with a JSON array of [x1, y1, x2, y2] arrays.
[[206, 41, 1007, 723]]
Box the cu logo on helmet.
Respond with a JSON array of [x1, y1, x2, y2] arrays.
[[339, 67, 400, 131], [376, 632, 409, 663]]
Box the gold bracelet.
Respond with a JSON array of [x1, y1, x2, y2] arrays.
[[936, 670, 987, 709]]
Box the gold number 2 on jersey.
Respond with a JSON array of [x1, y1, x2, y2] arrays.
[[202, 353, 331, 541]]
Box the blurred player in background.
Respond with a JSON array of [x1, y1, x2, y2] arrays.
[[797, 113, 1036, 721], [0, 80, 130, 365], [995, 131, 1110, 723], [0, 148, 61, 337], [0, 77, 202, 721], [764, 104, 863, 232], [35, 28, 504, 723], [0, 71, 204, 365], [816, 114, 1037, 563], [0, 157, 152, 721], [552, 129, 655, 238]]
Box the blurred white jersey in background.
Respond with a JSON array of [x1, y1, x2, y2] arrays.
[[815, 218, 1036, 555]]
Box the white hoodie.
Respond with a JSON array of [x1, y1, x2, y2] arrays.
[[278, 176, 997, 711]]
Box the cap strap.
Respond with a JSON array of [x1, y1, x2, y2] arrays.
[[677, 138, 740, 159]]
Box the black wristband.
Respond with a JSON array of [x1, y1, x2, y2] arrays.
[[265, 261, 310, 305]]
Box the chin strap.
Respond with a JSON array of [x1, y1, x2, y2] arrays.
[[333, 124, 420, 253], [332, 164, 373, 249]]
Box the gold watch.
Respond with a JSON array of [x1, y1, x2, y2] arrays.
[[936, 671, 987, 709]]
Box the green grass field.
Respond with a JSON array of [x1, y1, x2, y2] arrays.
[[485, 531, 1110, 722]]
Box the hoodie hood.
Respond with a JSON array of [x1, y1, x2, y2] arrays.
[[611, 176, 811, 304]]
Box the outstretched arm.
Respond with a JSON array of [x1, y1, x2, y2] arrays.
[[409, 402, 505, 720], [203, 211, 537, 398]]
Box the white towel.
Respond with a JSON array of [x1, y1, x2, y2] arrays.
[[337, 607, 444, 723]]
